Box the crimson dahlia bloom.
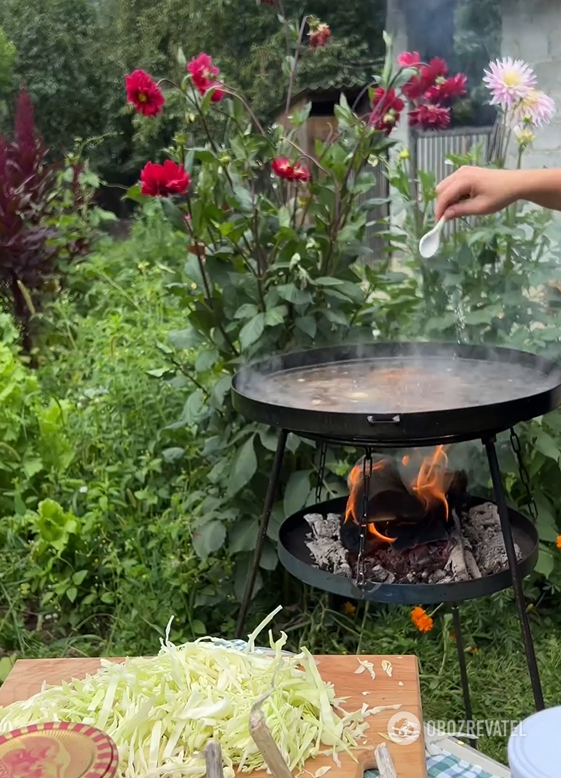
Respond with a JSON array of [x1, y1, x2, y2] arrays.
[[187, 53, 225, 102], [125, 70, 165, 117], [397, 51, 421, 68], [140, 160, 190, 197], [425, 73, 467, 104], [409, 104, 451, 130], [309, 23, 331, 49], [272, 157, 310, 182], [272, 157, 293, 179], [292, 162, 311, 182], [370, 88, 405, 135]]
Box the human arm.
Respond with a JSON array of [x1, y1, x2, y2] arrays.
[[434, 166, 561, 221]]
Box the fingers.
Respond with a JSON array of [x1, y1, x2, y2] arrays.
[[435, 175, 474, 221], [444, 196, 491, 220]]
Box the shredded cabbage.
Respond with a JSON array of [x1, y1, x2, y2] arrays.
[[0, 607, 368, 777]]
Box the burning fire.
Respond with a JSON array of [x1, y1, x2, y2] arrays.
[[345, 446, 451, 545], [345, 459, 396, 544], [411, 445, 450, 519]]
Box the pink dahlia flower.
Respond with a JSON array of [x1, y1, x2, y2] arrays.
[[483, 57, 537, 107], [512, 89, 555, 127]]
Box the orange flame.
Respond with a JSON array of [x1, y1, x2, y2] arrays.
[[345, 459, 396, 544], [410, 445, 449, 519]]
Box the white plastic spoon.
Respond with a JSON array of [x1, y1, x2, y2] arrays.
[[419, 217, 445, 259]]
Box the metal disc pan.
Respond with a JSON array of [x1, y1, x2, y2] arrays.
[[232, 342, 561, 444]]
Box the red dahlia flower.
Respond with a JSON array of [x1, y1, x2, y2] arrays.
[[425, 57, 448, 80], [397, 51, 421, 68], [272, 157, 310, 182], [140, 160, 191, 197], [370, 87, 405, 134], [187, 53, 225, 102], [309, 22, 331, 49], [292, 162, 311, 182], [425, 73, 468, 103], [409, 103, 451, 130], [125, 70, 165, 117], [402, 57, 450, 102]]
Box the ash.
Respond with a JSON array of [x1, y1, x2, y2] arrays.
[[303, 502, 521, 585]]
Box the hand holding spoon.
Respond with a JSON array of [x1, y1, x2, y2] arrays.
[[418, 217, 445, 259]]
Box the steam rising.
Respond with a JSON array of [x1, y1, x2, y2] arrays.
[[234, 343, 561, 415]]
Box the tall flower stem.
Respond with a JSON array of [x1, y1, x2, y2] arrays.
[[285, 16, 309, 115]]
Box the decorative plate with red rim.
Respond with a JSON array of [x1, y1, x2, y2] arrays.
[[0, 721, 119, 778]]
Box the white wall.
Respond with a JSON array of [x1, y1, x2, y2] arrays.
[[502, 0, 561, 169]]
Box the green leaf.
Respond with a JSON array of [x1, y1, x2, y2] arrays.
[[239, 313, 266, 349], [234, 303, 259, 320], [22, 457, 43, 478], [161, 198, 188, 233], [192, 520, 227, 559], [296, 316, 317, 338], [66, 586, 78, 603], [212, 375, 232, 405], [535, 544, 555, 579], [162, 447, 185, 464], [0, 656, 15, 683], [534, 429, 560, 462], [315, 277, 344, 287], [146, 367, 169, 378], [169, 327, 202, 350], [277, 284, 312, 306], [278, 206, 292, 229], [259, 541, 278, 570], [183, 389, 205, 425], [234, 555, 262, 602], [290, 102, 312, 127], [229, 519, 258, 553], [228, 435, 257, 496], [177, 46, 186, 67], [463, 304, 503, 325], [195, 348, 219, 372], [265, 306, 288, 326], [191, 619, 207, 635], [125, 184, 149, 205], [283, 469, 312, 517], [72, 570, 88, 586], [233, 184, 253, 213]]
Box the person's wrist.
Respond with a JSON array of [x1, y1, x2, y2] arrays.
[[506, 169, 529, 204]]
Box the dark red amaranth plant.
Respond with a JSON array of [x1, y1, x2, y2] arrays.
[[0, 90, 58, 351]]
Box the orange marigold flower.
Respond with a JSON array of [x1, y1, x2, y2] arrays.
[[556, 535, 561, 549], [411, 606, 434, 632], [343, 601, 357, 616]]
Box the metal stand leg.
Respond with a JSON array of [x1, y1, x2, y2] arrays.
[[451, 604, 477, 747], [484, 437, 544, 711], [235, 429, 289, 639]]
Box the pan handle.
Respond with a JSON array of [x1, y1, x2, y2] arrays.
[[367, 414, 401, 425]]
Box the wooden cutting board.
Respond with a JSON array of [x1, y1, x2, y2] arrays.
[[0, 654, 426, 778]]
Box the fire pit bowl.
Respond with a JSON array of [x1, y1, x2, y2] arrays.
[[278, 495, 539, 605], [232, 342, 561, 444]]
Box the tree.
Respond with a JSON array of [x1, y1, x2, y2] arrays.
[[0, 26, 15, 123], [0, 0, 113, 152]]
